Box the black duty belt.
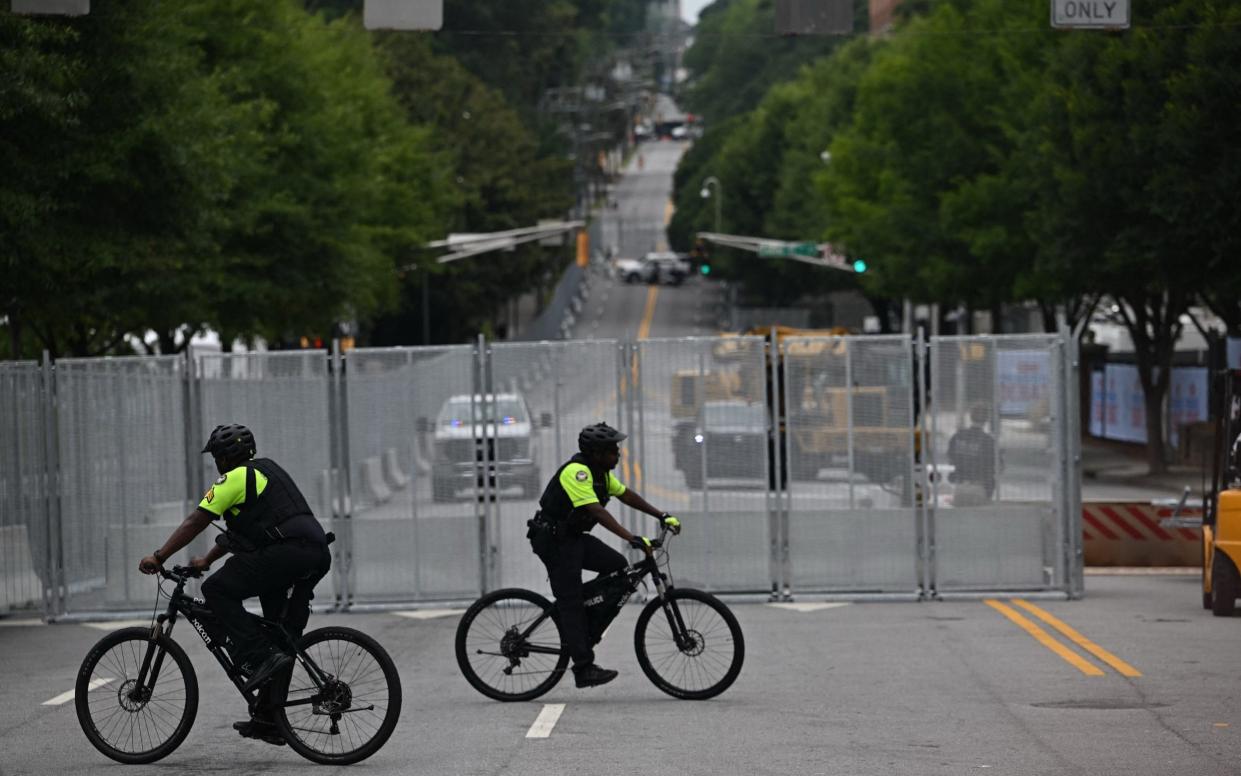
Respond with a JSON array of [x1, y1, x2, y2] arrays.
[[529, 510, 558, 533]]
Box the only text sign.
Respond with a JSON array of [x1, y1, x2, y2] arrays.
[[1051, 0, 1129, 29]]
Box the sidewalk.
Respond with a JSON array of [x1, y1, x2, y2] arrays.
[[1080, 436, 1211, 502]]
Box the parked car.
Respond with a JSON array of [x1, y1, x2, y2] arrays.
[[613, 256, 651, 284], [428, 393, 547, 501], [613, 252, 692, 285], [641, 251, 691, 286], [673, 400, 768, 489]]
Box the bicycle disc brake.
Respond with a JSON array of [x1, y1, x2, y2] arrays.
[[677, 628, 705, 656]]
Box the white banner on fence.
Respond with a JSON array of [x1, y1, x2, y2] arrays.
[[1102, 363, 1146, 443], [1168, 367, 1208, 448], [1090, 364, 1209, 446], [997, 350, 1050, 418], [1089, 370, 1105, 437]]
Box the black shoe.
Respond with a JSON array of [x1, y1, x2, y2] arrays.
[[240, 652, 294, 693], [233, 718, 285, 746], [573, 663, 618, 688]]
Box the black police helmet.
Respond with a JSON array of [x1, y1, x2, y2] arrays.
[[202, 424, 256, 463], [578, 422, 627, 453]]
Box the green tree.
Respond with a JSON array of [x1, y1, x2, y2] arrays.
[[0, 14, 82, 358], [819, 0, 1049, 322], [669, 36, 881, 319], [1022, 0, 1241, 472], [184, 0, 451, 347], [1, 2, 243, 357], [371, 33, 573, 344], [681, 0, 866, 124]]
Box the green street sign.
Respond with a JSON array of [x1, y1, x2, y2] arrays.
[[757, 241, 819, 258]]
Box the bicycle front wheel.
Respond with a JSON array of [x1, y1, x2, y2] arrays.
[[75, 627, 198, 764], [455, 588, 568, 702], [273, 626, 402, 765], [634, 588, 745, 700]]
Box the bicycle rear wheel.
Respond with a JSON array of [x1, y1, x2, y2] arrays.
[[455, 588, 569, 702], [272, 626, 402, 765], [75, 627, 198, 764], [634, 588, 745, 700]]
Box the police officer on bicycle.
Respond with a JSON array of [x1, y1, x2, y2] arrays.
[[139, 423, 331, 744], [527, 422, 681, 688]]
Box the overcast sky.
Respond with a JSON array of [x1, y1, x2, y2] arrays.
[[681, 0, 715, 25]]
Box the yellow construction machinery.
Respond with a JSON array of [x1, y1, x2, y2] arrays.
[[670, 325, 913, 485], [1203, 369, 1241, 615]]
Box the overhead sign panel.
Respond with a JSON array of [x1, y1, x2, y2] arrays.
[[364, 0, 442, 31], [757, 241, 819, 258], [1051, 0, 1129, 29], [775, 0, 853, 35], [11, 0, 89, 14]]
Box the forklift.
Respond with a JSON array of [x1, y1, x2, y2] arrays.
[[1203, 368, 1241, 615]]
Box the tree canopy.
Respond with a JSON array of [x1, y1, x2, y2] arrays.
[[1, 0, 645, 357], [671, 0, 1241, 470]]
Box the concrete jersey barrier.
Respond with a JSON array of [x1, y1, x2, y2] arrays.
[[1083, 502, 1202, 567]]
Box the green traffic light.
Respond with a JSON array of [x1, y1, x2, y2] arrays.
[[700, 264, 711, 275], [852, 259, 867, 273]]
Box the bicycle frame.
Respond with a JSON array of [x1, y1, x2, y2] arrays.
[[129, 568, 336, 715], [514, 527, 693, 657]]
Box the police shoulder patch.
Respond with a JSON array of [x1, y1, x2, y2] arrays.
[[574, 469, 589, 482], [205, 487, 215, 504], [215, 473, 228, 485]]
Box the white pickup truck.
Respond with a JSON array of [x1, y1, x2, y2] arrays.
[[613, 252, 692, 285]]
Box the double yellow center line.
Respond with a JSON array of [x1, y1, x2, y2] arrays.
[[985, 599, 1141, 677]]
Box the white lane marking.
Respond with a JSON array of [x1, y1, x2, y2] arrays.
[[392, 609, 464, 620], [526, 703, 565, 739], [767, 602, 851, 613], [0, 618, 45, 627], [81, 620, 152, 631], [44, 677, 112, 706]]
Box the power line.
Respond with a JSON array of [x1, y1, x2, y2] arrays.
[[432, 19, 1241, 41]]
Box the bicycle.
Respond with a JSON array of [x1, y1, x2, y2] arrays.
[[455, 524, 744, 701], [74, 565, 401, 765]]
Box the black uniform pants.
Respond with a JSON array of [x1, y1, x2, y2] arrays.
[[535, 532, 627, 667], [201, 540, 331, 667]]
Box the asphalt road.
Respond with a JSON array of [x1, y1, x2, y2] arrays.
[[2, 573, 1238, 775]]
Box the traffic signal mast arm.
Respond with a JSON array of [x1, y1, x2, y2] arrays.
[[695, 232, 864, 272]]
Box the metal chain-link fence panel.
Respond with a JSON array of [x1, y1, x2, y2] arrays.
[[487, 340, 625, 592], [781, 335, 919, 593], [196, 351, 338, 603], [0, 362, 50, 615], [344, 346, 481, 603], [55, 356, 188, 612], [926, 335, 1068, 592], [11, 330, 1079, 616], [631, 336, 772, 593]]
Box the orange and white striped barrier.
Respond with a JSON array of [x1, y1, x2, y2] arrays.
[[1083, 502, 1202, 567]]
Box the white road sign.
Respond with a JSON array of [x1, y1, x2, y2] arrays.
[[365, 0, 442, 31], [1051, 0, 1129, 29]]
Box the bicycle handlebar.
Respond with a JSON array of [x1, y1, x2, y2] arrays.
[[160, 565, 203, 582], [647, 522, 680, 549]]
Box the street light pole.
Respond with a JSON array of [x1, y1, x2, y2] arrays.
[[700, 176, 722, 233]]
